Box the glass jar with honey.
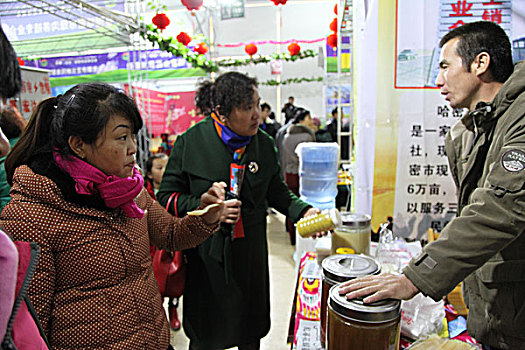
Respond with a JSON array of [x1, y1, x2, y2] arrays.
[[327, 284, 401, 350]]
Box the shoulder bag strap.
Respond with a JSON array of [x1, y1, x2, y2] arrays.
[[166, 192, 181, 218]]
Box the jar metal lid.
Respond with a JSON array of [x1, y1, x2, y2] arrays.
[[339, 212, 371, 228], [322, 254, 380, 283], [329, 284, 401, 323]]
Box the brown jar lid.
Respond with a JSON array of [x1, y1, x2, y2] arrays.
[[322, 254, 380, 283], [329, 283, 401, 323]]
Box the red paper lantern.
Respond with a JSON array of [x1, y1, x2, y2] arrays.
[[245, 44, 258, 56], [334, 3, 338, 14], [287, 43, 300, 56], [279, 0, 287, 4], [177, 32, 192, 46], [152, 13, 170, 31], [270, 0, 286, 5], [17, 57, 25, 66], [330, 18, 338, 32], [181, 0, 203, 11], [194, 42, 208, 55], [327, 33, 338, 48]]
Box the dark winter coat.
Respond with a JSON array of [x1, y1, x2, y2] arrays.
[[404, 61, 525, 349], [157, 116, 310, 349]]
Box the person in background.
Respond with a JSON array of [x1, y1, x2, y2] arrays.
[[158, 72, 323, 350], [144, 152, 182, 331], [259, 102, 279, 139], [311, 116, 321, 133], [0, 82, 225, 350], [145, 153, 169, 199], [0, 106, 27, 211], [281, 108, 316, 245], [324, 107, 338, 142], [268, 111, 281, 133], [0, 23, 49, 349], [281, 96, 297, 124], [339, 21, 523, 350]]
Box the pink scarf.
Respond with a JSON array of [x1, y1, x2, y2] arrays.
[[54, 152, 144, 219]]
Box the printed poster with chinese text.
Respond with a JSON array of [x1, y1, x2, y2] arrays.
[[371, 0, 525, 239]]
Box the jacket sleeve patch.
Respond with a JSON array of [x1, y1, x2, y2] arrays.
[[501, 149, 525, 173], [487, 147, 525, 195]]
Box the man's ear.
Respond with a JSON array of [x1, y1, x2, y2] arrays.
[[473, 52, 491, 77], [68, 136, 86, 159]]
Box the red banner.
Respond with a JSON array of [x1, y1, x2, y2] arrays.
[[124, 85, 203, 136]]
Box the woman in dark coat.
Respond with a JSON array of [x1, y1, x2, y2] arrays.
[[157, 72, 320, 350]]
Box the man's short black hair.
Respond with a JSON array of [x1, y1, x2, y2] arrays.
[[261, 102, 271, 111], [439, 21, 513, 83]]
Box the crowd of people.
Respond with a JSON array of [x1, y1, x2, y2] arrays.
[[1, 19, 524, 350]]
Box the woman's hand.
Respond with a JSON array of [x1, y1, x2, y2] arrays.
[[220, 198, 242, 224], [302, 207, 329, 238], [201, 182, 227, 224], [337, 273, 419, 303]]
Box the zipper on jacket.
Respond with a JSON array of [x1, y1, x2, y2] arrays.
[[1, 242, 50, 349]]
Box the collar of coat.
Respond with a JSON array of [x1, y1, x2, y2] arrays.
[[287, 123, 315, 137]]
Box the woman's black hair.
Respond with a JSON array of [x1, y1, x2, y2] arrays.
[[292, 108, 311, 124], [5, 83, 143, 184], [0, 25, 21, 99], [0, 107, 27, 140], [195, 71, 257, 118]]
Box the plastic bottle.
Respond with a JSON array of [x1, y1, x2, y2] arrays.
[[296, 208, 342, 238]]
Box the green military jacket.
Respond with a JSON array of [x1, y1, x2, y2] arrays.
[[157, 116, 310, 349], [404, 61, 525, 349]]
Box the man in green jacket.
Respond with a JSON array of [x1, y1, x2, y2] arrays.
[[340, 21, 524, 349]]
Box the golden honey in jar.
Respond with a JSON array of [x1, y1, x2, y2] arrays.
[[320, 254, 380, 348], [327, 284, 401, 350], [331, 212, 371, 255]]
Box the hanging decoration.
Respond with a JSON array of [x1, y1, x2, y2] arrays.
[[17, 57, 25, 66], [329, 18, 338, 32], [217, 49, 317, 67], [194, 42, 209, 55], [152, 13, 170, 31], [181, 0, 203, 11], [260, 76, 323, 86], [287, 42, 300, 56], [138, 25, 318, 73], [217, 37, 325, 48], [327, 33, 337, 48], [270, 0, 287, 5], [245, 44, 258, 56], [176, 32, 192, 46], [334, 3, 338, 15]]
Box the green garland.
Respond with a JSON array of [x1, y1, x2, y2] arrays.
[[216, 50, 317, 67], [138, 24, 317, 73], [139, 24, 218, 72], [260, 76, 324, 86]]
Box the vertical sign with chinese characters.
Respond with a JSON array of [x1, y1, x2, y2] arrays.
[[393, 92, 462, 238], [7, 67, 52, 120]]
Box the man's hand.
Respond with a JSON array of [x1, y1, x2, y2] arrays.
[[337, 273, 419, 303]]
